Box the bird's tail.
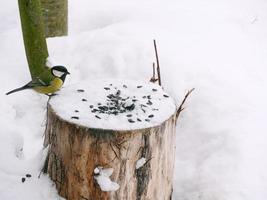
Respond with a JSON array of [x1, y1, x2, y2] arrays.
[[6, 85, 30, 95]]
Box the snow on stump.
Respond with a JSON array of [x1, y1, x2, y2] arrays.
[[44, 79, 178, 200]]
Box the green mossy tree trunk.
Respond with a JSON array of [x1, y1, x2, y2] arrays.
[[40, 0, 68, 37], [18, 0, 52, 82]]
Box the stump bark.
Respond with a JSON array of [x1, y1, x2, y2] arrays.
[[43, 80, 180, 200]]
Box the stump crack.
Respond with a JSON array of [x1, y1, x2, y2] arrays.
[[135, 134, 151, 200]]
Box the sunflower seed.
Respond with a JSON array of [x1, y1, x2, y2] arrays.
[[26, 174, 31, 178]]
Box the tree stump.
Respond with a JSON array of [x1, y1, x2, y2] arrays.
[[44, 79, 179, 200]]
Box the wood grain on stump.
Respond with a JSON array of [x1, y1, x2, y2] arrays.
[[43, 79, 179, 200]]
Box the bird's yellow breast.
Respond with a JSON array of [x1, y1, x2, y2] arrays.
[[34, 78, 63, 94]]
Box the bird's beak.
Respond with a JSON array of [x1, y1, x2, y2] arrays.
[[67, 71, 70, 75]]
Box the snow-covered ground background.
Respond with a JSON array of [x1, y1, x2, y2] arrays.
[[1, 0, 267, 199]]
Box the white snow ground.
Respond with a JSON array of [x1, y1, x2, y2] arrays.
[[1, 0, 267, 199]]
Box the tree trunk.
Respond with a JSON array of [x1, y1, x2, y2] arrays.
[[40, 0, 68, 37], [43, 80, 179, 200], [18, 0, 52, 81]]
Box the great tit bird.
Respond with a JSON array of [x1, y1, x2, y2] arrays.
[[6, 66, 70, 95]]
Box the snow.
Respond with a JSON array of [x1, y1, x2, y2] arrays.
[[1, 0, 267, 199], [50, 79, 176, 130], [136, 157, 147, 169], [94, 167, 120, 192], [45, 57, 56, 68]]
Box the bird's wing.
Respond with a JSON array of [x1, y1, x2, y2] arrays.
[[27, 77, 50, 88]]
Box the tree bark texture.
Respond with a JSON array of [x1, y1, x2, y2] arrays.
[[44, 104, 177, 200], [18, 0, 52, 81], [40, 0, 68, 37]]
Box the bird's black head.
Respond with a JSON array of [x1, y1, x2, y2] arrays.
[[51, 66, 70, 78]]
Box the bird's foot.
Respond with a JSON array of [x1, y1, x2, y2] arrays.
[[46, 93, 58, 99]]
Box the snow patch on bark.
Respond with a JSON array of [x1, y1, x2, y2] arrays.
[[94, 167, 120, 192]]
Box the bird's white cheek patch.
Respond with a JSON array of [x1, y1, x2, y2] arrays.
[[53, 70, 65, 77]]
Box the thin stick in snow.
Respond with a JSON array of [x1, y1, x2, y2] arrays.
[[176, 88, 195, 120], [153, 39, 162, 86], [150, 62, 158, 83]]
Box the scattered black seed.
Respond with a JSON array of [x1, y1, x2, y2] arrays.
[[142, 96, 147, 99], [26, 174, 31, 178], [137, 85, 142, 88], [141, 108, 146, 113], [122, 97, 129, 101], [137, 118, 142, 122], [89, 105, 94, 108], [125, 104, 135, 111], [152, 108, 159, 111], [98, 103, 102, 105], [71, 116, 79, 119], [147, 95, 151, 99], [126, 114, 132, 117], [152, 88, 157, 92], [91, 109, 99, 113], [145, 119, 150, 122], [148, 114, 154, 118], [147, 100, 153, 105], [141, 104, 147, 107], [95, 115, 101, 119], [77, 89, 85, 92], [110, 84, 113, 86], [132, 99, 137, 102], [123, 85, 127, 88], [98, 106, 108, 111], [104, 87, 110, 90], [116, 90, 121, 96], [82, 98, 87, 102], [128, 119, 135, 123], [163, 94, 169, 98], [22, 177, 26, 183], [75, 110, 79, 113]]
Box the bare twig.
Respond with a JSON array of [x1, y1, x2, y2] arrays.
[[150, 62, 158, 83], [153, 39, 162, 86], [176, 88, 195, 121]]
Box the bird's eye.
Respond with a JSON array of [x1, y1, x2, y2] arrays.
[[53, 70, 65, 77]]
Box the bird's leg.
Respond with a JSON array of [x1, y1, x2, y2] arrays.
[[46, 93, 58, 97]]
